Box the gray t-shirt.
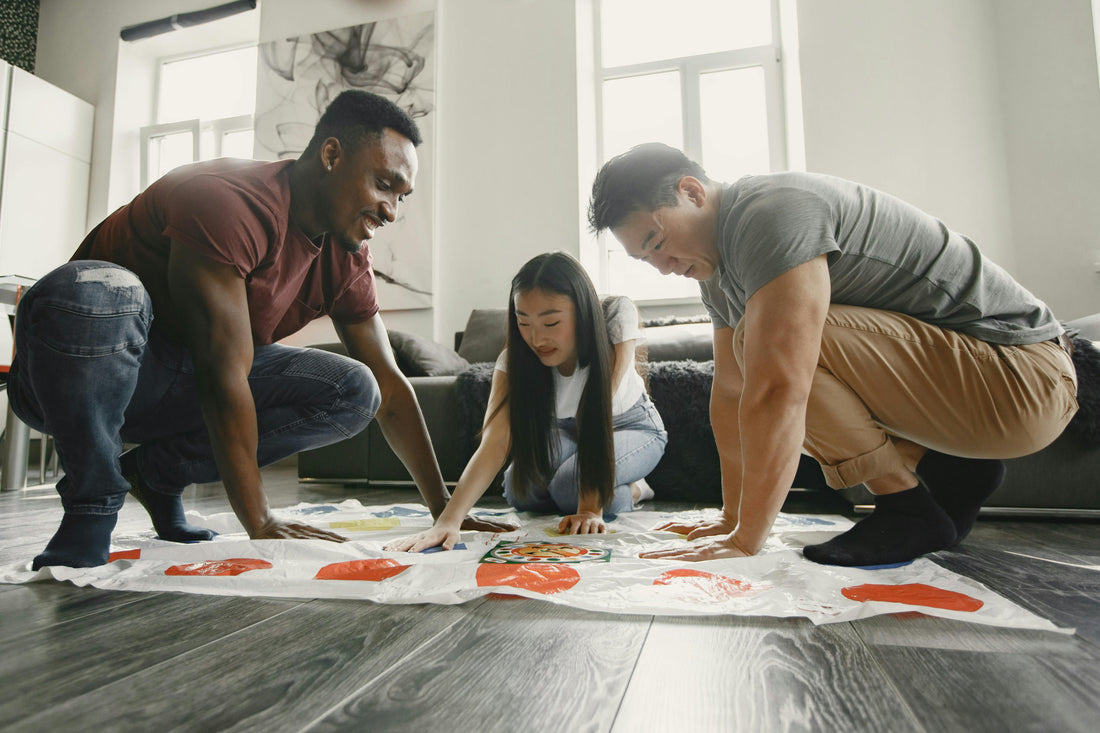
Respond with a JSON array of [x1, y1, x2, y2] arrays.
[[699, 172, 1061, 345]]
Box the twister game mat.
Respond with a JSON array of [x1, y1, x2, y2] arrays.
[[0, 501, 1067, 631]]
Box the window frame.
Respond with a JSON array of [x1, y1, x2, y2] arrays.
[[138, 43, 257, 189], [139, 119, 200, 189], [590, 0, 788, 303]]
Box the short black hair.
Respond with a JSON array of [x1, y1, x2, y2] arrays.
[[304, 90, 422, 155], [587, 143, 710, 233]]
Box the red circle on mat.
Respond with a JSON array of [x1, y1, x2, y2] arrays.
[[108, 549, 141, 562], [841, 583, 984, 612], [314, 558, 410, 582], [653, 568, 753, 601], [475, 563, 580, 595], [164, 558, 273, 577]]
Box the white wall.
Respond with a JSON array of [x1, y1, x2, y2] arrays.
[[993, 0, 1100, 320], [796, 0, 1017, 269], [434, 0, 583, 341]]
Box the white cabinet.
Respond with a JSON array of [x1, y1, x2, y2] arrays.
[[0, 61, 94, 279]]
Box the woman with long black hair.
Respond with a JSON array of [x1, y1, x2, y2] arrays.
[[387, 251, 667, 551]]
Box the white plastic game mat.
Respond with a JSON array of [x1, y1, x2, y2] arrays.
[[0, 501, 1068, 631]]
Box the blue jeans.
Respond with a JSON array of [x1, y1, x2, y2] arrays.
[[503, 394, 668, 518], [8, 261, 379, 516]]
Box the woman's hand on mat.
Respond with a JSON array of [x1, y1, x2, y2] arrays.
[[384, 526, 460, 553], [458, 515, 518, 533], [252, 519, 348, 543], [639, 534, 753, 562], [558, 511, 606, 535], [652, 512, 736, 540]]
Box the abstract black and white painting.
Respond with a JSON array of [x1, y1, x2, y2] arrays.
[[254, 11, 435, 309]]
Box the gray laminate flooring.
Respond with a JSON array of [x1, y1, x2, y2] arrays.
[[1, 460, 1098, 732]]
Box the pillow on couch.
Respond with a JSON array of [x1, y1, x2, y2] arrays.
[[456, 309, 509, 363], [388, 330, 470, 377]]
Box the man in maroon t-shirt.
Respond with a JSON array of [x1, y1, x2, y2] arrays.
[[9, 91, 510, 570]]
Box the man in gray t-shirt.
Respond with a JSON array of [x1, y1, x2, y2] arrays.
[[588, 143, 1078, 568]]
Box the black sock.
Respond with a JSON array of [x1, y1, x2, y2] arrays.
[[803, 485, 957, 567], [120, 450, 216, 543], [32, 512, 118, 570], [916, 450, 1005, 543]]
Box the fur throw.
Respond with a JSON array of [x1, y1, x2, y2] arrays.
[[644, 360, 722, 501], [1067, 338, 1100, 446], [456, 362, 496, 462]]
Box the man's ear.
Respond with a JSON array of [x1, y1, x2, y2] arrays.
[[320, 137, 343, 171], [678, 176, 707, 207]]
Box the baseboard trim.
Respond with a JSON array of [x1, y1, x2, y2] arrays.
[[852, 504, 1100, 519]]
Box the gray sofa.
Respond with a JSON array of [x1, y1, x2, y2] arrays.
[[298, 310, 1100, 515]]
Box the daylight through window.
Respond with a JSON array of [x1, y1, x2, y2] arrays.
[[140, 45, 258, 188], [595, 0, 787, 302]]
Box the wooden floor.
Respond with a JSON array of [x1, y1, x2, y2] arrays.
[[1, 461, 1098, 733]]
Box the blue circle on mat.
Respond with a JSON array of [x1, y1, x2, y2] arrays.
[[855, 560, 914, 570]]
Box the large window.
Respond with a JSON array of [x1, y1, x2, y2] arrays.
[[140, 45, 258, 188], [594, 0, 788, 302]]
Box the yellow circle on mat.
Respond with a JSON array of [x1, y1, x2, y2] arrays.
[[328, 518, 402, 531]]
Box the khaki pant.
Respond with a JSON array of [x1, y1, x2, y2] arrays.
[[733, 305, 1079, 489]]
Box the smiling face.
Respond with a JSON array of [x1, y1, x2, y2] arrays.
[[320, 127, 418, 253], [609, 177, 720, 281], [513, 287, 579, 376]]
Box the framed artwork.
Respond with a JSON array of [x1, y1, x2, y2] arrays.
[[254, 11, 435, 309]]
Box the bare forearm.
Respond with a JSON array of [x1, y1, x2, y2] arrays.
[[436, 439, 508, 529], [710, 391, 743, 520], [576, 490, 602, 516], [198, 378, 270, 535], [734, 391, 807, 551], [375, 385, 450, 517]]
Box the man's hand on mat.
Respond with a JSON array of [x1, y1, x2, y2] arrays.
[[558, 511, 606, 535], [640, 534, 752, 562], [652, 513, 736, 540], [458, 516, 518, 533], [385, 526, 460, 553], [252, 519, 347, 543]]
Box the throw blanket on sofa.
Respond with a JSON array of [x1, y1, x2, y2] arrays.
[[1068, 337, 1100, 446], [0, 501, 1066, 632]]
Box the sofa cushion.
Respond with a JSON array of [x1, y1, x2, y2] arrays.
[[644, 321, 714, 362], [1066, 313, 1100, 342], [456, 309, 508, 363], [388, 330, 470, 377]]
